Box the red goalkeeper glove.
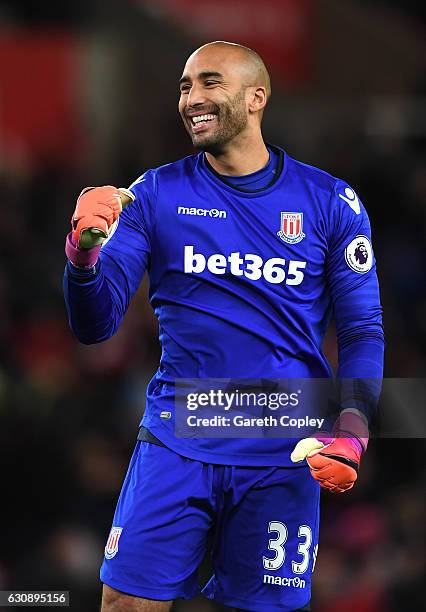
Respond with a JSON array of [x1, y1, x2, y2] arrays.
[[71, 185, 135, 248], [65, 185, 135, 268], [290, 410, 368, 493]]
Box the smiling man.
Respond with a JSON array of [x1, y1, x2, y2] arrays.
[[179, 42, 271, 170], [64, 41, 384, 612]]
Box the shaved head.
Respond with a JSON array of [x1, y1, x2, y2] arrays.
[[190, 41, 271, 99], [179, 40, 271, 155]]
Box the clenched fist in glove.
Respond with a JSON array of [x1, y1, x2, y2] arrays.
[[65, 185, 134, 268], [290, 409, 368, 493]]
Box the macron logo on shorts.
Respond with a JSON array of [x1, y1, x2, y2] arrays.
[[263, 575, 306, 589]]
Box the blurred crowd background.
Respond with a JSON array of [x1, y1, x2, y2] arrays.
[[0, 1, 425, 610]]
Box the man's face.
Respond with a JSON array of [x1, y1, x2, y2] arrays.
[[178, 48, 249, 154]]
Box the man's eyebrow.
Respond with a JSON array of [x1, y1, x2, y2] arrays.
[[199, 71, 224, 80], [179, 71, 224, 85]]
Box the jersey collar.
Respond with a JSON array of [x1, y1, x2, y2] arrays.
[[198, 144, 288, 197]]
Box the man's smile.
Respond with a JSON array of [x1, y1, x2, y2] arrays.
[[184, 110, 218, 133]]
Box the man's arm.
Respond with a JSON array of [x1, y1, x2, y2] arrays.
[[291, 181, 384, 491], [328, 181, 384, 422], [63, 180, 153, 344]]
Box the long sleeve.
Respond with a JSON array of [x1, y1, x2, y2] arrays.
[[326, 181, 385, 421], [63, 173, 155, 344]]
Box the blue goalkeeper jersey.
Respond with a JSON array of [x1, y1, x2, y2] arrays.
[[64, 145, 384, 466]]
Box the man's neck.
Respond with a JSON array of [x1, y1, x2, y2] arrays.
[[204, 136, 269, 176]]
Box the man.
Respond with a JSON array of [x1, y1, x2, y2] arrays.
[[64, 41, 384, 612]]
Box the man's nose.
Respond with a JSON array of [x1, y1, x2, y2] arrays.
[[186, 83, 207, 107]]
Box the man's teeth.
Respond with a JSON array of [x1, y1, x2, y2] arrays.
[[192, 114, 216, 124]]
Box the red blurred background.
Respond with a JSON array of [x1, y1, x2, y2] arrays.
[[0, 1, 425, 610]]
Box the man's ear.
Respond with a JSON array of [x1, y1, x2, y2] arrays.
[[248, 86, 267, 114]]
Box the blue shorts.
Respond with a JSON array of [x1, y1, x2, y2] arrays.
[[100, 441, 320, 612]]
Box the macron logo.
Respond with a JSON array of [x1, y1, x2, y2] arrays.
[[178, 206, 227, 219]]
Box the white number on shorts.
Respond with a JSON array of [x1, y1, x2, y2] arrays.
[[263, 521, 288, 570], [263, 522, 315, 573], [312, 543, 318, 573], [291, 525, 312, 574]]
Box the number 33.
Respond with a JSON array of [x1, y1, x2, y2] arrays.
[[263, 521, 316, 574]]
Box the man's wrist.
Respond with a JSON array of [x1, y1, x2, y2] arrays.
[[333, 408, 369, 452], [65, 232, 101, 269]]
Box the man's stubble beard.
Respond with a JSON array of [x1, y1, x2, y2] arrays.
[[191, 88, 248, 155]]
